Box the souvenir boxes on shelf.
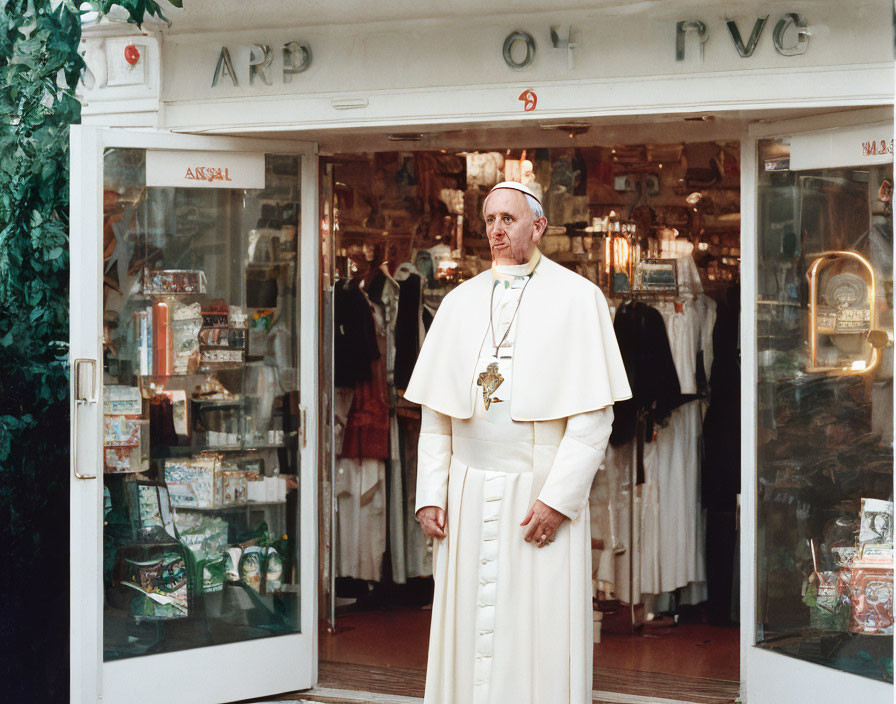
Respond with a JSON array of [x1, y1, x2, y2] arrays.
[[103, 385, 148, 474], [808, 498, 894, 636], [164, 455, 251, 509], [137, 299, 203, 378], [143, 269, 207, 295], [165, 455, 222, 509], [848, 499, 894, 636], [199, 306, 248, 368]]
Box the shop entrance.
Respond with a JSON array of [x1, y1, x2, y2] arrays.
[[314, 123, 744, 703]]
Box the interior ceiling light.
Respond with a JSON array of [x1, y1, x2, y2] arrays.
[[387, 133, 424, 142]]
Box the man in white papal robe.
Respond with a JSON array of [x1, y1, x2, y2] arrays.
[[404, 182, 631, 704]]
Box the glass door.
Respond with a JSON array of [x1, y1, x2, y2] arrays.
[[743, 113, 894, 702], [70, 127, 319, 704]]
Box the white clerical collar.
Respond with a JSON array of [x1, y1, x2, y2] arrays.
[[492, 249, 541, 283]]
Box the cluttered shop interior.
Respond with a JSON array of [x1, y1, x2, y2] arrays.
[[320, 121, 895, 693], [93, 115, 893, 694], [319, 131, 745, 695]]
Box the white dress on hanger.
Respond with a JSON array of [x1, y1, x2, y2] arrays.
[[653, 301, 707, 598]]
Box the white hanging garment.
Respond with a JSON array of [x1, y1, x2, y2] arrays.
[[335, 457, 387, 582]]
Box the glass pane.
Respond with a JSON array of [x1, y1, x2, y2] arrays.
[[100, 148, 302, 660], [756, 137, 894, 682]]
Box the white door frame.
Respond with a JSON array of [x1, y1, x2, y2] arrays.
[[739, 105, 895, 704], [69, 126, 319, 704]]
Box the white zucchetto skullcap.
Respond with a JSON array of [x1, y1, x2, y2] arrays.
[[484, 180, 542, 205]]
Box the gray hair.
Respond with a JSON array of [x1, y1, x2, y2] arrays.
[[482, 187, 545, 220], [524, 192, 544, 220]]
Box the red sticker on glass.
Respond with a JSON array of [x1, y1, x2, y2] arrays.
[[519, 89, 537, 112]]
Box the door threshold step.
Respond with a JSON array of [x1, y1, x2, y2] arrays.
[[259, 687, 714, 704]]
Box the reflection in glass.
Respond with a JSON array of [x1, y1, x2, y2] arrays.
[[756, 138, 893, 682], [101, 149, 302, 660]]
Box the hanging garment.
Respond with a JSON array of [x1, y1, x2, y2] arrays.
[[341, 368, 390, 461], [367, 267, 408, 583], [702, 288, 741, 623], [394, 269, 424, 390], [335, 457, 387, 582], [398, 409, 432, 579], [590, 442, 632, 603], [654, 400, 706, 594], [610, 301, 681, 447], [334, 278, 380, 389], [660, 300, 700, 397], [407, 253, 623, 704], [694, 294, 718, 392]]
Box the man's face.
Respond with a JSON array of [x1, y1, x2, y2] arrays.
[[483, 189, 547, 265]]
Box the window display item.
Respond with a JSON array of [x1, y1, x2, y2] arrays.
[[221, 465, 248, 505], [160, 389, 189, 437], [126, 482, 178, 542], [165, 455, 222, 508], [104, 385, 142, 415], [238, 545, 283, 594], [265, 547, 284, 593], [633, 258, 678, 293], [104, 415, 141, 447], [103, 386, 146, 473], [153, 302, 173, 377], [807, 251, 883, 374], [239, 545, 264, 592], [805, 570, 850, 631], [170, 301, 202, 374], [144, 268, 207, 294], [135, 308, 153, 376], [120, 552, 189, 620], [849, 566, 894, 636], [858, 498, 894, 547], [198, 553, 227, 594], [200, 307, 248, 367], [224, 547, 242, 582], [192, 374, 238, 401]]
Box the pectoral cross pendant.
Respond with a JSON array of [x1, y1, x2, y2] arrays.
[[477, 362, 504, 411]]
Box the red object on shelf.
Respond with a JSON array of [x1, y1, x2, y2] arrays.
[[153, 302, 172, 378], [124, 44, 141, 66]]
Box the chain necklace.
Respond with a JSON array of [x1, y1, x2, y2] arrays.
[[488, 275, 532, 358]]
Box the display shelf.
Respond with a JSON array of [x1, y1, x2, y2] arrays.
[[151, 442, 289, 459], [191, 397, 245, 406], [173, 500, 286, 512]]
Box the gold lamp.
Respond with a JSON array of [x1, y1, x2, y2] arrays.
[[806, 251, 887, 375]]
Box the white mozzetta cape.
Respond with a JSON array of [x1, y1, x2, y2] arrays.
[[404, 254, 631, 421]]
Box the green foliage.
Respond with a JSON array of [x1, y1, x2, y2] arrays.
[[0, 0, 178, 698]]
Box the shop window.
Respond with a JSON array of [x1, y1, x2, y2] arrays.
[[100, 148, 302, 660], [756, 138, 894, 682]]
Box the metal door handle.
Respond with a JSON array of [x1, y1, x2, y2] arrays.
[[73, 358, 97, 480]]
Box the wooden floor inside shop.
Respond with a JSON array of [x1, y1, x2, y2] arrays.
[[272, 606, 739, 704]]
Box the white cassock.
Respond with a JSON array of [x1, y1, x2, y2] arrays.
[[404, 252, 631, 704]]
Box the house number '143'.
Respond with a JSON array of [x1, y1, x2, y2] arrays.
[[212, 42, 312, 87]]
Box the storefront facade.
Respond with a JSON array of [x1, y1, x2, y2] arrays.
[[70, 2, 895, 703]]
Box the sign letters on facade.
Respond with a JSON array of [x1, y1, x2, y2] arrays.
[[212, 41, 312, 88], [677, 13, 810, 61], [210, 14, 814, 88]]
